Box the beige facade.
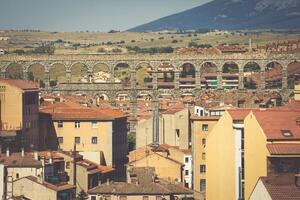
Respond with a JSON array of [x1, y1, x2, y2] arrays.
[[0, 79, 39, 151], [13, 176, 75, 200], [136, 108, 190, 149], [248, 179, 272, 200], [89, 194, 171, 200], [295, 84, 300, 100], [39, 102, 128, 180], [191, 116, 219, 194]]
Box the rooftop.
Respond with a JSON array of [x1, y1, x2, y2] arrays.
[[0, 78, 39, 91], [267, 143, 300, 155], [0, 152, 42, 168], [40, 101, 126, 120]]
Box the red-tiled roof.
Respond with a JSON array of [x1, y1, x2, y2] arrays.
[[252, 110, 300, 140], [0, 78, 39, 90], [228, 109, 252, 120], [40, 102, 125, 120], [259, 174, 300, 200], [162, 104, 186, 114], [267, 143, 300, 155]]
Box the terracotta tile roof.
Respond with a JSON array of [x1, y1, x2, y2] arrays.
[[252, 110, 300, 140], [228, 109, 252, 121], [190, 115, 220, 121], [76, 159, 114, 174], [267, 143, 300, 155], [259, 174, 300, 200], [0, 78, 39, 90], [162, 103, 186, 114], [40, 101, 126, 120], [0, 153, 42, 168]]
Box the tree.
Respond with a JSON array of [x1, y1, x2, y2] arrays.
[[76, 190, 88, 200]]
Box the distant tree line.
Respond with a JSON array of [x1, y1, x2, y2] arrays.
[[126, 46, 174, 54], [188, 42, 212, 48]]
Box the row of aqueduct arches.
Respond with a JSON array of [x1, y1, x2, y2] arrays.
[[1, 59, 300, 90]]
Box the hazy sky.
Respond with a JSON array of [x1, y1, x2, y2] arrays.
[[0, 0, 212, 32]]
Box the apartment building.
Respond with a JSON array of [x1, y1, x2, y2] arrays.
[[136, 104, 190, 149], [206, 102, 300, 200], [0, 79, 39, 151], [191, 115, 219, 195], [39, 101, 128, 180]]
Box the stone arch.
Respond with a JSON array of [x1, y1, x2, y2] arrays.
[[179, 62, 196, 89], [287, 61, 300, 89], [5, 63, 23, 79], [49, 63, 67, 87], [70, 62, 88, 83], [92, 63, 111, 83], [157, 62, 175, 89], [243, 62, 261, 89], [94, 93, 110, 107], [135, 62, 152, 87], [114, 63, 130, 86], [222, 62, 239, 90], [200, 62, 218, 89], [137, 91, 153, 101], [27, 63, 46, 87], [265, 61, 283, 89]]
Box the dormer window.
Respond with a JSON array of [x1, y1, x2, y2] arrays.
[[281, 130, 293, 137]]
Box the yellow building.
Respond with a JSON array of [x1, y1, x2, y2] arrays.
[[39, 102, 128, 180], [136, 105, 190, 149], [206, 109, 250, 200], [0, 78, 39, 151], [244, 107, 300, 199], [191, 116, 219, 196], [206, 102, 300, 200]]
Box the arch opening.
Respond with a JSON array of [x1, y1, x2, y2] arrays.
[[200, 62, 217, 89], [179, 63, 195, 89], [243, 62, 261, 89], [5, 63, 23, 79], [114, 63, 130, 86], [136, 63, 150, 87], [222, 62, 239, 90], [157, 63, 175, 89], [93, 63, 111, 83], [28, 63, 45, 88], [266, 62, 283, 89], [287, 61, 300, 89], [49, 63, 66, 87], [71, 63, 88, 83]]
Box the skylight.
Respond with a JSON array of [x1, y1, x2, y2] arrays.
[[281, 130, 293, 137]]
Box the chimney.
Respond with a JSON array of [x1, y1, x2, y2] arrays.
[[106, 179, 110, 186], [6, 148, 10, 157], [34, 151, 38, 160], [21, 148, 24, 157], [49, 157, 53, 164], [295, 174, 300, 187]]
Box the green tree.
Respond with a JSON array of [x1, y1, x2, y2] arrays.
[[76, 190, 88, 200]]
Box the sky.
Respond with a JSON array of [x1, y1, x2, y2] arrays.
[[0, 0, 212, 32]]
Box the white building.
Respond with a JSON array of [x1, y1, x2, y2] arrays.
[[183, 153, 193, 188]]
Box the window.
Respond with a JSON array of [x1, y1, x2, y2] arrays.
[[75, 121, 80, 129], [281, 130, 293, 137], [91, 137, 98, 144], [176, 129, 180, 137], [75, 137, 80, 144], [202, 153, 206, 160], [185, 170, 189, 175], [91, 121, 98, 129], [58, 137, 63, 144], [185, 157, 189, 163], [16, 173, 19, 179], [200, 165, 206, 173], [58, 121, 63, 128], [202, 138, 206, 145], [200, 179, 206, 191], [66, 162, 70, 169], [202, 124, 208, 131]]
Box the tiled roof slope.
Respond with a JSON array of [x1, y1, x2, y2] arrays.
[[267, 143, 300, 155], [260, 174, 300, 200], [40, 102, 125, 120], [252, 110, 300, 140], [0, 78, 39, 90]]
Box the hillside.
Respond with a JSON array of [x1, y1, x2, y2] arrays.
[[129, 0, 300, 32]]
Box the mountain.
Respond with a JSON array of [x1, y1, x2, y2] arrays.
[[128, 0, 300, 32]]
